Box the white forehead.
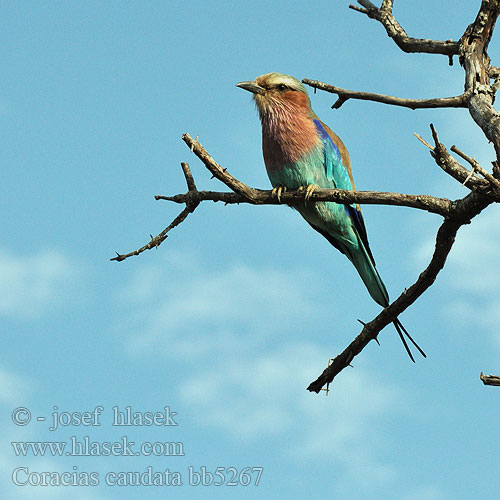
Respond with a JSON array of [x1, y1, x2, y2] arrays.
[[257, 72, 305, 91]]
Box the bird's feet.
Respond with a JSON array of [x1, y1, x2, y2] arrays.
[[298, 184, 318, 205], [272, 185, 287, 203]]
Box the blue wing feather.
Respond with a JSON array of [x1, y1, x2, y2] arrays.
[[313, 119, 376, 265], [313, 119, 352, 190]]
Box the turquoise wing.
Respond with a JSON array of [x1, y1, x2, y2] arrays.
[[313, 119, 353, 192], [312, 119, 376, 264]]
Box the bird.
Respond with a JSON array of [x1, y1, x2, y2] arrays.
[[236, 72, 425, 362]]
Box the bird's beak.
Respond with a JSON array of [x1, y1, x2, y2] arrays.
[[236, 80, 265, 95]]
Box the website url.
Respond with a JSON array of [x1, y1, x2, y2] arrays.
[[11, 436, 185, 457]]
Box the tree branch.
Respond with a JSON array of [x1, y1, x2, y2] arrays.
[[417, 124, 500, 198], [182, 133, 260, 203], [450, 144, 500, 190], [302, 79, 469, 110], [112, 135, 459, 262], [480, 372, 500, 386], [349, 0, 460, 57], [427, 124, 492, 192], [111, 162, 200, 262], [460, 0, 500, 156], [308, 218, 460, 392], [158, 186, 453, 217]]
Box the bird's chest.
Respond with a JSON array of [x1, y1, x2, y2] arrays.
[[262, 136, 326, 189]]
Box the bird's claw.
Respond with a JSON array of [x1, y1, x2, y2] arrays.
[[272, 186, 286, 203], [298, 184, 318, 205]]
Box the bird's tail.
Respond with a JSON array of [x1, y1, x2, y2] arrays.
[[393, 318, 426, 363], [346, 238, 390, 307], [347, 239, 426, 362]]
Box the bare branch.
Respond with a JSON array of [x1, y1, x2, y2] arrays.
[[114, 126, 500, 264], [460, 1, 500, 156], [380, 0, 393, 11], [181, 161, 197, 192], [179, 135, 453, 215], [450, 145, 500, 191], [182, 133, 260, 202], [158, 186, 452, 216], [426, 124, 493, 192], [111, 162, 200, 262], [302, 79, 469, 110], [111, 205, 197, 262], [414, 133, 433, 150], [308, 218, 459, 392], [349, 4, 368, 15], [480, 372, 500, 386], [349, 1, 460, 56], [113, 135, 457, 262]]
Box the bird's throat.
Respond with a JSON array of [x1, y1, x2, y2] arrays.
[[259, 105, 319, 169]]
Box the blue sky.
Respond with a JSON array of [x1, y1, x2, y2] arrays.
[[2, 1, 500, 499]]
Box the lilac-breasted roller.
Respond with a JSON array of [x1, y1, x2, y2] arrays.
[[236, 72, 425, 361]]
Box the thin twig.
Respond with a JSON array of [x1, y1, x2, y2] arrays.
[[181, 162, 197, 192], [349, 4, 368, 14], [414, 133, 433, 149], [111, 205, 197, 262], [111, 162, 201, 262], [427, 124, 491, 192], [451, 145, 500, 191]]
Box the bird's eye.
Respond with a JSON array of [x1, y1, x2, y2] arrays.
[[277, 84, 288, 91]]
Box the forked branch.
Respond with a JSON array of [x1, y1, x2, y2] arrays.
[[111, 162, 199, 262], [111, 134, 457, 263]]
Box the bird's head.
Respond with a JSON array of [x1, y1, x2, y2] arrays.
[[236, 73, 312, 119]]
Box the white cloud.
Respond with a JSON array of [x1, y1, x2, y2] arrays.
[[119, 253, 411, 485], [180, 341, 401, 484], [121, 255, 330, 359], [0, 248, 79, 319]]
